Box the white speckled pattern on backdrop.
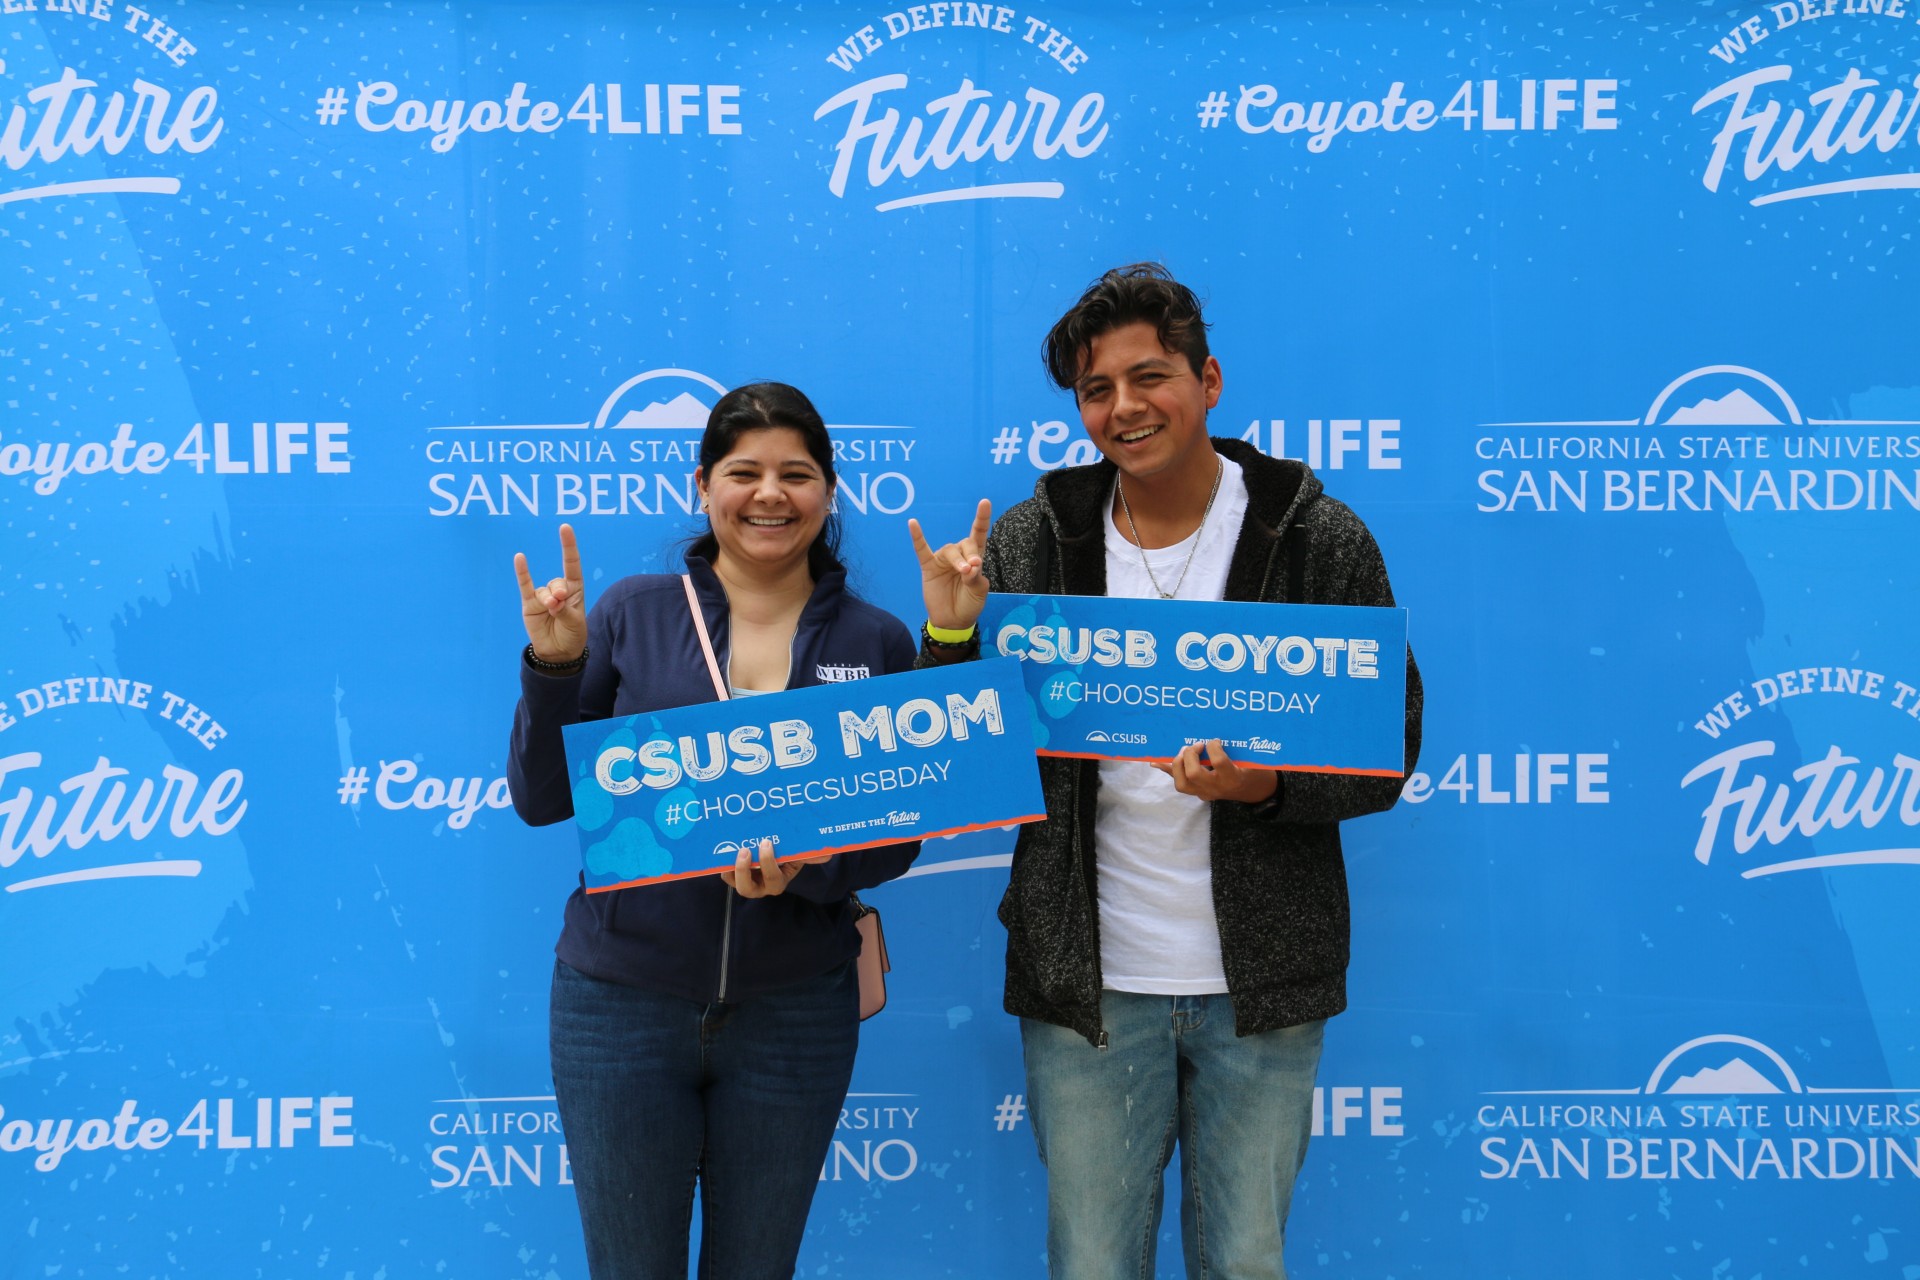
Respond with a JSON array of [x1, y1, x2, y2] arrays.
[[4, 2, 1917, 1276]]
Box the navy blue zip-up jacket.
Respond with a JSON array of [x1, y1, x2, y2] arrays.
[[509, 554, 921, 1003]]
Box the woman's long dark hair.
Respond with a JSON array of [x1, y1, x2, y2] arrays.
[[686, 382, 845, 580]]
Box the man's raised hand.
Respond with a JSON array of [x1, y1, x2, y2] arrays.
[[514, 522, 588, 663], [907, 498, 993, 632]]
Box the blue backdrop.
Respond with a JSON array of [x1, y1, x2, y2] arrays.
[[5, 1, 1918, 1275]]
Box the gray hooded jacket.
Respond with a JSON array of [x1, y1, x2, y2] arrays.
[[921, 438, 1423, 1045]]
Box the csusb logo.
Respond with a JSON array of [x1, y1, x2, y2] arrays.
[[1478, 1032, 1920, 1183], [812, 6, 1108, 212], [1693, 4, 1920, 208], [1475, 364, 1920, 514], [1683, 659, 1920, 881], [709, 835, 780, 860], [426, 1088, 923, 1187], [426, 366, 919, 518], [0, 11, 221, 210], [428, 1093, 570, 1190], [1082, 729, 1147, 747]]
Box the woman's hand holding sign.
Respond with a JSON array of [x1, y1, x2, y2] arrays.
[[515, 522, 589, 664], [908, 499, 993, 634], [721, 839, 834, 899], [1156, 739, 1280, 805]]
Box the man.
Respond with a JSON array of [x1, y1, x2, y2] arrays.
[[909, 263, 1423, 1279]]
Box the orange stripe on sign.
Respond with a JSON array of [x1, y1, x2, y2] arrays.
[[1036, 748, 1403, 777], [583, 812, 1049, 894]]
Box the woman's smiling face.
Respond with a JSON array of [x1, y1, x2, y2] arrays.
[[697, 427, 834, 575]]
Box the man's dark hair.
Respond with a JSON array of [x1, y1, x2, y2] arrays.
[[1041, 262, 1211, 393]]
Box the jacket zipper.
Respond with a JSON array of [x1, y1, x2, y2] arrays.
[[717, 892, 735, 1002], [1258, 529, 1281, 602]]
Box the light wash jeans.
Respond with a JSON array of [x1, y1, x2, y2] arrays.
[[548, 958, 859, 1280], [1022, 992, 1325, 1280]]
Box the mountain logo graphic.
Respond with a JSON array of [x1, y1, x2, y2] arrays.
[[594, 369, 727, 431], [611, 391, 711, 431], [1484, 1033, 1920, 1098], [1472, 364, 1911, 433], [430, 365, 727, 434], [1660, 388, 1781, 426], [1643, 367, 1799, 427], [1661, 1058, 1783, 1094], [711, 835, 780, 860]]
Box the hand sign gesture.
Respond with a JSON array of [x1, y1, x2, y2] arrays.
[[514, 523, 588, 663], [907, 498, 993, 632]]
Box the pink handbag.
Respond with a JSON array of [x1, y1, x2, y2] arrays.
[[850, 895, 890, 1020], [683, 576, 892, 1021]]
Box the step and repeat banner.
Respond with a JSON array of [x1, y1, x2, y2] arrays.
[[4, 1, 1917, 1275]]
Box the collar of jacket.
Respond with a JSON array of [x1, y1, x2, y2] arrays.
[[1030, 436, 1321, 602], [682, 553, 851, 657]]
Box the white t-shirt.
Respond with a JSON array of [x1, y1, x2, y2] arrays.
[[1096, 455, 1250, 994]]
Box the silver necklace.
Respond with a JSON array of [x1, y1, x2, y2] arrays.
[[1115, 459, 1223, 600]]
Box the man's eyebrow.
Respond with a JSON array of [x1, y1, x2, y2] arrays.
[[1076, 357, 1176, 391]]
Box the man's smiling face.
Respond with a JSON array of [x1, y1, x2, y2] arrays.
[[1073, 320, 1222, 485]]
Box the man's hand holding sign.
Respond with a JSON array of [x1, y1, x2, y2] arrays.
[[977, 594, 1407, 778], [1158, 739, 1275, 803]]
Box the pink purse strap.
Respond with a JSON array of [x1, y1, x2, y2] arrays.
[[682, 575, 728, 701]]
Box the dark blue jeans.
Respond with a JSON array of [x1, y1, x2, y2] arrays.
[[549, 958, 860, 1280]]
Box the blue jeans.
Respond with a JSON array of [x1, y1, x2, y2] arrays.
[[1022, 993, 1326, 1280], [548, 959, 859, 1280]]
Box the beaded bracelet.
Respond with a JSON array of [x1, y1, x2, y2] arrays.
[[524, 643, 588, 673]]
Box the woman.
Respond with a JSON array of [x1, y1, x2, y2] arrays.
[[508, 382, 920, 1279]]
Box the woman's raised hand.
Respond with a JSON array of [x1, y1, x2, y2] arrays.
[[907, 498, 992, 631], [514, 522, 588, 662]]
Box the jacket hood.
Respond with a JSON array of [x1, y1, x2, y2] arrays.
[[1030, 436, 1323, 541], [1026, 437, 1324, 604]]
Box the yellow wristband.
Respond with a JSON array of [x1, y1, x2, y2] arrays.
[[924, 621, 977, 645]]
